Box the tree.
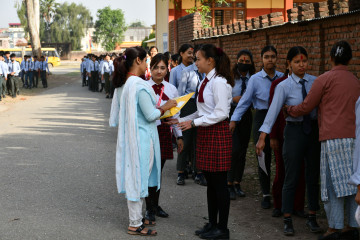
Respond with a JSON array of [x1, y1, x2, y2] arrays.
[[93, 7, 127, 51], [40, 0, 60, 43], [186, 0, 229, 28], [141, 32, 155, 49], [50, 2, 92, 50], [129, 21, 146, 28], [25, 0, 41, 57]]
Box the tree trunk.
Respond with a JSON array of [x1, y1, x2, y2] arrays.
[[33, 0, 40, 37], [26, 0, 41, 57]]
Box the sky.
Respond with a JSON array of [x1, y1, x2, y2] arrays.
[[0, 0, 156, 28]]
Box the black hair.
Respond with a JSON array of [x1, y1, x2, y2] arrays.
[[286, 46, 308, 62], [199, 44, 234, 87], [5, 51, 10, 55], [113, 46, 147, 88], [233, 49, 256, 79], [261, 45, 278, 57], [150, 53, 169, 72], [0, 51, 4, 56], [10, 53, 16, 58], [178, 43, 193, 64], [194, 44, 203, 54], [171, 53, 180, 63], [330, 40, 352, 66], [163, 51, 171, 62], [149, 46, 158, 52], [34, 56, 38, 59]]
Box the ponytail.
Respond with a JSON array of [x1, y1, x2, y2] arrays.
[[199, 44, 234, 87], [112, 46, 147, 88]]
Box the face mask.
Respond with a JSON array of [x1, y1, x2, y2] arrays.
[[237, 63, 251, 73], [11, 59, 14, 62]]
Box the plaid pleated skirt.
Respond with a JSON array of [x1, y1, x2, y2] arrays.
[[196, 120, 232, 172], [157, 123, 173, 160]]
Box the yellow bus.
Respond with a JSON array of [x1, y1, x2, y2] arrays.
[[0, 48, 61, 67]]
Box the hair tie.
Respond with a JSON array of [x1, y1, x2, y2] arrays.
[[216, 47, 224, 56], [122, 55, 127, 60], [335, 46, 344, 57]]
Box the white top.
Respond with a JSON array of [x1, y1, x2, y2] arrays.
[[147, 78, 182, 137], [179, 68, 232, 127]]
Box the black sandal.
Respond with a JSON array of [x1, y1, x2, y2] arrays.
[[127, 224, 157, 236], [142, 218, 156, 226]]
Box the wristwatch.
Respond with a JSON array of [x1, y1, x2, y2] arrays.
[[191, 120, 196, 128]]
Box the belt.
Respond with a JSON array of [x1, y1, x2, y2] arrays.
[[286, 120, 317, 125]]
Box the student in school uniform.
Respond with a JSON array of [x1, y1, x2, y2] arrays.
[[80, 57, 87, 87], [168, 44, 233, 240], [4, 51, 11, 94], [109, 47, 177, 236], [0, 52, 9, 98], [0, 53, 8, 101], [20, 55, 27, 85], [268, 64, 307, 219], [8, 53, 21, 98], [227, 49, 255, 200], [170, 54, 180, 70], [86, 55, 99, 92], [176, 44, 207, 186], [286, 41, 360, 240], [39, 56, 50, 88], [32, 56, 39, 88], [230, 46, 283, 210], [144, 53, 184, 223], [256, 46, 321, 236], [169, 44, 194, 88], [101, 55, 113, 98], [24, 56, 34, 89]]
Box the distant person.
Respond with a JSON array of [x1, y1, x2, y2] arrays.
[[39, 56, 50, 88], [101, 55, 113, 98], [80, 57, 87, 87], [0, 52, 8, 101], [33, 56, 39, 88], [8, 53, 21, 98]]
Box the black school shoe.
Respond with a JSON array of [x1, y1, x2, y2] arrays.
[[195, 223, 214, 236], [144, 209, 156, 222], [177, 174, 185, 185], [154, 206, 168, 218], [200, 228, 229, 239], [261, 196, 271, 209], [234, 184, 245, 197], [306, 214, 322, 233], [228, 186, 236, 200], [284, 217, 295, 236]]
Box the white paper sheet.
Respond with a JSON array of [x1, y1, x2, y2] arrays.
[[356, 206, 360, 226], [258, 151, 268, 175]]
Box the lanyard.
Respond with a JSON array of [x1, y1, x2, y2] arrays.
[[157, 85, 165, 107]]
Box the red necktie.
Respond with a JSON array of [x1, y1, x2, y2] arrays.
[[152, 83, 169, 101], [197, 77, 209, 103]]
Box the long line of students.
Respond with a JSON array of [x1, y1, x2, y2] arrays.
[[0, 51, 49, 101]]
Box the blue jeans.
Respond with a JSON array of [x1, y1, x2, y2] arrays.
[[25, 71, 33, 88], [323, 162, 359, 229]]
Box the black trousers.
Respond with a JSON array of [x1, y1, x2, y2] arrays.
[[228, 107, 252, 183], [33, 70, 39, 87], [145, 158, 166, 210], [40, 71, 48, 87], [177, 99, 197, 172], [204, 171, 230, 230], [90, 71, 98, 92], [282, 121, 320, 214], [82, 71, 87, 86], [252, 109, 272, 195]]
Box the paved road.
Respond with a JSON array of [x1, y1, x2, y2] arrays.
[[0, 70, 245, 239]]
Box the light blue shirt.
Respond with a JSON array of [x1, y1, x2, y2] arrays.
[[23, 59, 34, 72], [86, 60, 99, 72], [231, 69, 284, 121], [80, 61, 86, 73], [259, 73, 318, 134], [8, 60, 21, 76], [0, 61, 8, 76], [101, 61, 112, 75], [177, 63, 205, 98], [232, 72, 250, 107], [39, 61, 50, 72], [169, 63, 187, 88]]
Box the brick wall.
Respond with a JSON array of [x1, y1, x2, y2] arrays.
[[188, 0, 360, 78], [169, 13, 202, 53]]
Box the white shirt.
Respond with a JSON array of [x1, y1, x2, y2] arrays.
[[180, 68, 232, 127], [147, 78, 182, 138]]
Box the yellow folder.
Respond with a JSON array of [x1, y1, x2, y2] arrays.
[[160, 92, 195, 119]]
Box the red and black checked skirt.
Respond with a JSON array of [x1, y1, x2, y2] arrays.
[[196, 120, 232, 172], [157, 123, 173, 160]]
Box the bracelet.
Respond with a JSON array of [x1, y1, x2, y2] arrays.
[[191, 120, 196, 128]]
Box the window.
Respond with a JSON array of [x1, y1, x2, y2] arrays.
[[0, 40, 2, 47], [130, 36, 134, 41], [205, 0, 246, 27]]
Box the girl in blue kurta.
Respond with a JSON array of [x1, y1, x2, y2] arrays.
[[109, 47, 177, 236]]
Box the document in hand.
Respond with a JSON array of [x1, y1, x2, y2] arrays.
[[160, 92, 195, 119], [258, 151, 268, 175]]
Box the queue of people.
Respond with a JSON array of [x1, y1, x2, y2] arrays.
[[108, 40, 360, 240], [0, 51, 50, 101]]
